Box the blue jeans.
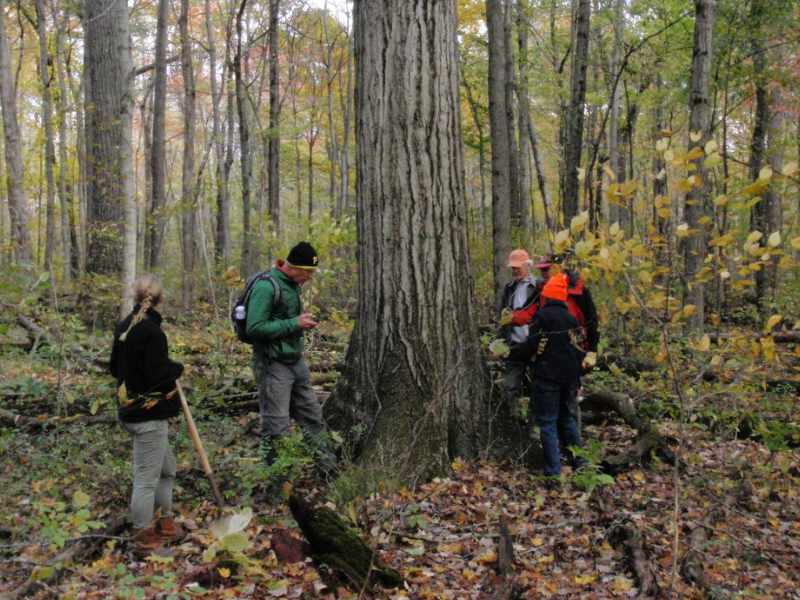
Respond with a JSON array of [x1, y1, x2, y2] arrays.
[[532, 380, 581, 476]]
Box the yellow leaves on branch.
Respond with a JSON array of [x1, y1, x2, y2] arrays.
[[767, 231, 781, 248]]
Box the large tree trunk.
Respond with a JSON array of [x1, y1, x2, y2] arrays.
[[84, 0, 133, 278], [180, 0, 196, 309], [35, 0, 57, 276], [329, 0, 487, 482], [503, 1, 522, 233], [516, 0, 533, 243], [268, 0, 281, 236], [146, 0, 169, 270], [0, 0, 32, 264], [562, 0, 591, 221], [487, 0, 512, 309], [684, 0, 715, 333]]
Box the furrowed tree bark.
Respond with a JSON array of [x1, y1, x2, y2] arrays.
[[0, 0, 32, 264], [683, 0, 715, 333], [487, 0, 512, 310], [180, 0, 196, 309], [84, 0, 133, 278], [328, 0, 487, 482], [562, 0, 591, 222], [146, 0, 169, 270]]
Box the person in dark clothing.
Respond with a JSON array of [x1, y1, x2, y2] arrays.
[[110, 274, 184, 551], [508, 273, 584, 478]]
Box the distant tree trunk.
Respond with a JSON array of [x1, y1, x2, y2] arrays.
[[0, 0, 32, 264], [84, 0, 133, 280], [180, 0, 196, 308], [503, 0, 522, 233], [652, 76, 668, 249], [516, 0, 533, 243], [234, 0, 253, 276], [35, 0, 57, 276], [206, 0, 229, 266], [321, 3, 339, 219], [268, 0, 281, 236], [607, 0, 623, 225], [330, 0, 486, 482], [487, 0, 512, 309], [139, 80, 154, 268], [146, 0, 169, 270], [764, 58, 785, 308], [55, 6, 75, 281], [463, 80, 487, 234], [562, 0, 590, 222], [684, 0, 715, 332], [337, 20, 353, 218], [66, 55, 86, 275]]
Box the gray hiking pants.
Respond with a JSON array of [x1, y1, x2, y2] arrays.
[[121, 420, 176, 529], [251, 354, 324, 438]]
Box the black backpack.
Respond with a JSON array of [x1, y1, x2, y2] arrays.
[[231, 272, 283, 344]]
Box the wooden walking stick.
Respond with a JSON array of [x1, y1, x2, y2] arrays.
[[176, 381, 225, 509]]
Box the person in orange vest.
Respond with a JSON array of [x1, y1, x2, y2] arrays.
[[506, 253, 598, 360]]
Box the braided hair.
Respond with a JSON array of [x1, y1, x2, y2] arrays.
[[119, 274, 163, 342]]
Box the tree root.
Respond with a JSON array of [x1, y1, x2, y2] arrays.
[[607, 520, 659, 598]]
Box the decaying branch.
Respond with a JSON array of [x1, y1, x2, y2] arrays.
[[607, 520, 659, 597]]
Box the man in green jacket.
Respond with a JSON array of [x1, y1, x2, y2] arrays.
[[245, 242, 333, 475]]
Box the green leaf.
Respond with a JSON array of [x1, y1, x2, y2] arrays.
[[220, 531, 251, 553], [72, 490, 90, 509]]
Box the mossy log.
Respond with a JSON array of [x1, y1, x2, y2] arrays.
[[288, 494, 403, 591]]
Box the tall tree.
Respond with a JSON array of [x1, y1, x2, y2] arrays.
[[684, 0, 715, 332], [234, 0, 253, 276], [146, 0, 169, 270], [84, 0, 134, 280], [516, 0, 533, 241], [562, 0, 591, 221], [607, 0, 624, 225], [179, 0, 196, 308], [0, 0, 32, 263], [330, 0, 486, 481], [486, 0, 513, 309], [55, 5, 76, 281], [35, 0, 57, 275], [267, 0, 281, 236]]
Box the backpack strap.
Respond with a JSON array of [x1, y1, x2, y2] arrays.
[[243, 272, 282, 315]]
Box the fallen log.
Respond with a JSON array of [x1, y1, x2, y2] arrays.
[[582, 386, 678, 473], [288, 494, 403, 591], [0, 408, 116, 431], [607, 520, 659, 598], [13, 311, 106, 372]]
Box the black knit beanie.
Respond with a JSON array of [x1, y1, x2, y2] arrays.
[[286, 241, 319, 269]]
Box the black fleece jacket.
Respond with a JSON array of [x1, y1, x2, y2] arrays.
[[110, 307, 183, 423], [507, 300, 583, 385]]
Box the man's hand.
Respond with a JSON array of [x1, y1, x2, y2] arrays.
[[581, 351, 597, 373], [298, 312, 319, 330], [499, 308, 513, 327]]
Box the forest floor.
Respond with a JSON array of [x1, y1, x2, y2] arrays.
[[1, 308, 799, 599]]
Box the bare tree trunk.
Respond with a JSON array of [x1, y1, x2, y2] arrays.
[[206, 0, 230, 267], [516, 0, 533, 243], [180, 0, 196, 308], [764, 60, 785, 308], [487, 0, 512, 309], [268, 0, 281, 236], [66, 54, 86, 276], [684, 0, 715, 332], [330, 0, 486, 482], [55, 6, 74, 282], [146, 0, 169, 270], [463, 80, 488, 234], [607, 0, 623, 225], [84, 0, 132, 279], [35, 0, 57, 276], [562, 0, 591, 222], [503, 0, 522, 232], [0, 0, 31, 264], [337, 12, 353, 218], [321, 2, 339, 219], [234, 0, 253, 276]]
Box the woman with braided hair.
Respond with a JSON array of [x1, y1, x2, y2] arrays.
[[110, 274, 184, 551]]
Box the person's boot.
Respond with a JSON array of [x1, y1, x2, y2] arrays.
[[132, 526, 165, 552], [156, 517, 185, 542]]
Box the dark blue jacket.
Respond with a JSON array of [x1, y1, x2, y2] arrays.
[[508, 300, 583, 385]]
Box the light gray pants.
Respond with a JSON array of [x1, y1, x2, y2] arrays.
[[121, 420, 176, 529], [251, 354, 324, 437]]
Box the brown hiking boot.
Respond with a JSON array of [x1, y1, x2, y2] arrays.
[[156, 517, 185, 541], [132, 526, 166, 552]]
